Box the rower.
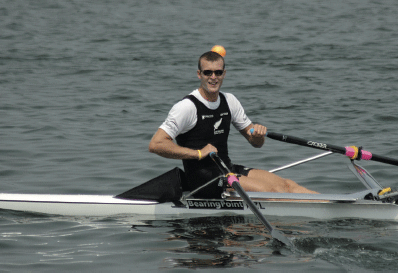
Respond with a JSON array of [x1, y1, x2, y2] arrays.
[[148, 47, 317, 198]]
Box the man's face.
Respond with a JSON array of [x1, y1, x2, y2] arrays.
[[197, 58, 225, 96]]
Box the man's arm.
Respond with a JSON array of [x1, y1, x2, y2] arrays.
[[239, 124, 266, 148], [149, 128, 217, 160]]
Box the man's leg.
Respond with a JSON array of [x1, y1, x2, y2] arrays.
[[238, 169, 318, 194]]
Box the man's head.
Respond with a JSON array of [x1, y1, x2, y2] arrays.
[[198, 51, 225, 71], [197, 51, 226, 101]]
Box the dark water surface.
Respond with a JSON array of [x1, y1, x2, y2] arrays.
[[1, 0, 398, 271]]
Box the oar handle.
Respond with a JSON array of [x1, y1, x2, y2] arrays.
[[209, 152, 240, 187]]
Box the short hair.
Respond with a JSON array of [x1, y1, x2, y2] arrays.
[[198, 51, 225, 70]]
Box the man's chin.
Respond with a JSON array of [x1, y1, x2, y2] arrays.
[[207, 85, 220, 93]]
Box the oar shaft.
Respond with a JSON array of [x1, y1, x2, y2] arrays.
[[210, 152, 274, 232], [369, 153, 398, 166], [266, 132, 398, 167], [266, 132, 346, 154], [209, 152, 294, 248], [229, 177, 273, 231]]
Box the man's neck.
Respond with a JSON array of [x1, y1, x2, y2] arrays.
[[198, 88, 218, 102]]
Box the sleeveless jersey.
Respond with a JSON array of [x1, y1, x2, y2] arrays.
[[176, 93, 232, 197]]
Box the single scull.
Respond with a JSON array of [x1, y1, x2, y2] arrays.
[[1, 159, 397, 219]]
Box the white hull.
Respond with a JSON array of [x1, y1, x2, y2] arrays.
[[1, 192, 398, 220], [1, 161, 397, 220]]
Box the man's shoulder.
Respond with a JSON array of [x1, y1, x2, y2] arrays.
[[171, 95, 196, 111], [221, 92, 242, 108], [176, 89, 199, 103], [222, 92, 239, 101]]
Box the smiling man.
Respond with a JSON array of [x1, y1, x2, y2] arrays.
[[149, 51, 318, 198]]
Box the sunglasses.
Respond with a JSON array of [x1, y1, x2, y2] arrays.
[[201, 70, 224, 76]]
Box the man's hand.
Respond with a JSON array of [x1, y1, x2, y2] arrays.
[[199, 144, 218, 160], [250, 124, 267, 137], [246, 124, 266, 148]]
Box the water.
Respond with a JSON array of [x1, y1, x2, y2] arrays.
[[1, 0, 398, 271]]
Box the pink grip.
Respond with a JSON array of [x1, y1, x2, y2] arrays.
[[361, 150, 373, 160], [227, 175, 239, 187], [345, 147, 357, 158]]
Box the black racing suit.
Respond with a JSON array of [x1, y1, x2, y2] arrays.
[[176, 93, 232, 198]]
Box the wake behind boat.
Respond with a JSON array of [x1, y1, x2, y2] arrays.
[[1, 159, 398, 220]]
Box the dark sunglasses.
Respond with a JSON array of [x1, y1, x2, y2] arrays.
[[201, 70, 224, 76]]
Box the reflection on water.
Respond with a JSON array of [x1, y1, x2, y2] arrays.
[[134, 216, 301, 269], [2, 210, 398, 270], [132, 216, 398, 270]]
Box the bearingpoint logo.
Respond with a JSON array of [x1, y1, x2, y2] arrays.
[[187, 200, 244, 210]]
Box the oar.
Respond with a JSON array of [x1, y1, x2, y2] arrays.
[[251, 129, 398, 166], [209, 152, 294, 249]]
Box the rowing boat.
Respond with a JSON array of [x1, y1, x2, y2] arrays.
[[1, 159, 397, 220], [0, 189, 396, 219]]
